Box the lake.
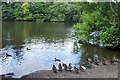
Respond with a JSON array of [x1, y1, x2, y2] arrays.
[[0, 21, 119, 78]]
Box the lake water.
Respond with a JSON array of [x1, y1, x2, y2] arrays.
[[0, 21, 119, 78]]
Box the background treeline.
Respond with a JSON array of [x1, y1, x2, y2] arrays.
[[2, 2, 120, 49], [2, 2, 82, 22]]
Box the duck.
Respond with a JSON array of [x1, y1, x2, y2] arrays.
[[94, 60, 99, 66], [86, 62, 93, 68], [62, 63, 68, 71], [115, 59, 119, 62], [94, 57, 100, 62], [26, 48, 31, 50], [54, 58, 61, 62], [58, 63, 62, 71], [110, 56, 118, 64], [80, 65, 86, 72], [110, 59, 114, 65], [74, 66, 79, 73], [102, 58, 107, 65], [87, 57, 92, 63], [68, 63, 72, 72], [52, 65, 57, 73], [93, 57, 100, 66], [5, 52, 12, 57]]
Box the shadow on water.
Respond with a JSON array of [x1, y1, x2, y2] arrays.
[[76, 42, 118, 63], [0, 21, 119, 78]]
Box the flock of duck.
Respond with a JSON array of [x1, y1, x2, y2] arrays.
[[52, 57, 119, 74], [1, 47, 119, 77]]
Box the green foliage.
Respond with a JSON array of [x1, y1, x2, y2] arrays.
[[21, 2, 33, 21], [73, 10, 103, 41], [21, 3, 30, 14], [2, 3, 15, 20], [2, 2, 82, 22], [73, 2, 119, 48], [2, 2, 120, 48], [100, 27, 120, 47]]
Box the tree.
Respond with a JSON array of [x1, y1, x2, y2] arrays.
[[2, 3, 14, 20], [73, 2, 120, 49], [21, 2, 33, 21]]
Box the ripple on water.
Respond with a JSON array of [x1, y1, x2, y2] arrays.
[[0, 37, 80, 78]]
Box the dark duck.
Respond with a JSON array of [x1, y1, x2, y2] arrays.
[[26, 48, 31, 50], [58, 63, 62, 71], [68, 63, 72, 72], [74, 66, 79, 73], [54, 58, 61, 62], [94, 60, 99, 66], [94, 57, 100, 66], [62, 63, 67, 71], [102, 58, 107, 65], [5, 52, 12, 57], [52, 65, 57, 73], [110, 56, 118, 64]]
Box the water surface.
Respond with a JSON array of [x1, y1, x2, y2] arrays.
[[0, 21, 119, 78]]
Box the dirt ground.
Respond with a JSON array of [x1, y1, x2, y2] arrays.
[[21, 62, 119, 78]]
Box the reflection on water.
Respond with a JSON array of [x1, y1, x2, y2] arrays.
[[0, 21, 119, 78]]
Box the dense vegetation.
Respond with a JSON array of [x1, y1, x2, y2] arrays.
[[2, 2, 82, 22], [73, 2, 120, 49], [2, 2, 120, 49]]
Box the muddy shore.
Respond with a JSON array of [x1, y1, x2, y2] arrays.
[[21, 62, 118, 78]]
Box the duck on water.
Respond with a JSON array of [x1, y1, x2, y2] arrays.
[[54, 58, 61, 62]]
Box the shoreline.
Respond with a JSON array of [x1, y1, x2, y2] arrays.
[[21, 62, 118, 78]]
